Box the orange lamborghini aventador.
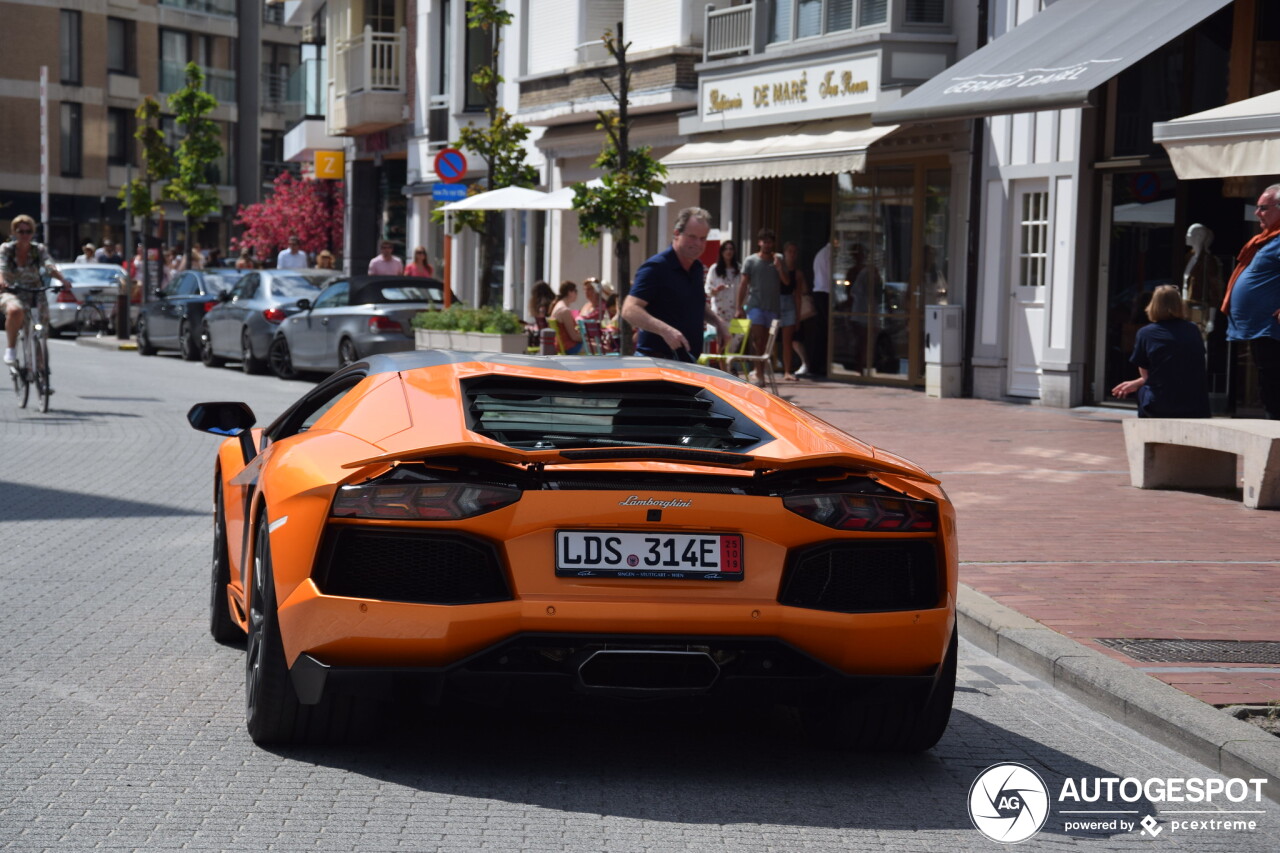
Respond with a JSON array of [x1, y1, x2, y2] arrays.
[[189, 351, 958, 748]]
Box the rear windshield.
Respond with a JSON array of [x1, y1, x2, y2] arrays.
[[378, 286, 438, 302], [64, 268, 125, 285], [270, 276, 324, 298]]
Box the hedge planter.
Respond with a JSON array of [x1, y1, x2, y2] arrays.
[[415, 329, 526, 353]]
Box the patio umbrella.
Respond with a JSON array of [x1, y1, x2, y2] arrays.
[[437, 185, 551, 211], [528, 179, 675, 211]]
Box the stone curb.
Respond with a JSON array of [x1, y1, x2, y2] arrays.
[[957, 582, 1280, 803]]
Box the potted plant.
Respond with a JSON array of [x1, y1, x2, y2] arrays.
[[412, 305, 527, 353]]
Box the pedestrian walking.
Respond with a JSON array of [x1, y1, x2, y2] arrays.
[[736, 227, 789, 384], [368, 241, 404, 276], [622, 207, 727, 362], [704, 240, 740, 329], [1111, 285, 1210, 418], [780, 241, 806, 381], [276, 235, 308, 270], [405, 247, 434, 278], [805, 240, 831, 378]]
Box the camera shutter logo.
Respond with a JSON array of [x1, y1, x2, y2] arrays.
[[968, 763, 1051, 843]]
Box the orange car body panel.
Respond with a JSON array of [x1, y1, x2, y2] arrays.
[[214, 360, 958, 680]]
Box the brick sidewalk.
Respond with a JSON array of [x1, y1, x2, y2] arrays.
[[783, 380, 1280, 708]]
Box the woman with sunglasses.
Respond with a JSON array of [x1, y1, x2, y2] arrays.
[[404, 246, 435, 278], [2, 215, 69, 365]]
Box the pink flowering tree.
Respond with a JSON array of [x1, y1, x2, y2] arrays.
[[234, 172, 344, 261]]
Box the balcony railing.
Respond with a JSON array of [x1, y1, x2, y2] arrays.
[[157, 0, 235, 18], [160, 61, 236, 104], [290, 57, 328, 118], [333, 26, 406, 98], [705, 3, 754, 60]]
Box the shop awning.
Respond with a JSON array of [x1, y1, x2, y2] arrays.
[[1153, 91, 1280, 179], [872, 0, 1232, 126], [660, 120, 897, 183]]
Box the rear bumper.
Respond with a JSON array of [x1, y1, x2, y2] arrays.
[[289, 632, 943, 707]]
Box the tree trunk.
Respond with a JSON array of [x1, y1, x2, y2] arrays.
[[476, 213, 501, 308], [616, 232, 632, 355]]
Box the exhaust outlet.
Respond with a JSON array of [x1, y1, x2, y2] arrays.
[[577, 650, 720, 696]]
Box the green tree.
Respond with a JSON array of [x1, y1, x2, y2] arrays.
[[433, 0, 538, 306], [571, 23, 668, 354], [118, 96, 176, 294], [164, 62, 225, 263]]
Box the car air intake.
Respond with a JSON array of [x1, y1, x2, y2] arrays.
[[778, 541, 940, 613], [316, 528, 510, 605]]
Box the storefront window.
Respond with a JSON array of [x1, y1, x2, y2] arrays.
[[923, 169, 949, 304]]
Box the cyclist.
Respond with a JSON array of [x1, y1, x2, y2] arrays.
[[2, 214, 70, 365]]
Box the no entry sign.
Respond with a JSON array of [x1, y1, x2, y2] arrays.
[[434, 148, 467, 184]]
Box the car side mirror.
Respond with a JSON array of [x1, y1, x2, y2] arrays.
[[217, 291, 232, 302], [153, 288, 165, 299], [295, 298, 312, 311], [187, 401, 258, 463]]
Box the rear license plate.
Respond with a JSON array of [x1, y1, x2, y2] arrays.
[[556, 530, 743, 581]]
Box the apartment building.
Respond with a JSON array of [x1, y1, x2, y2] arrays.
[[0, 0, 301, 260]]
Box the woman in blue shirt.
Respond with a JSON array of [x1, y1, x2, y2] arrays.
[[1112, 285, 1210, 418]]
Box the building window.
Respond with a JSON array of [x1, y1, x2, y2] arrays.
[[859, 0, 888, 27], [1018, 191, 1050, 288], [60, 11, 81, 84], [60, 102, 82, 177], [463, 0, 493, 110], [108, 18, 136, 75], [108, 108, 134, 166], [366, 0, 397, 32], [771, 0, 873, 42], [905, 0, 946, 25]]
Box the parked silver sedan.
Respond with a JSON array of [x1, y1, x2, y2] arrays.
[[198, 268, 340, 373], [266, 275, 445, 378], [50, 263, 131, 336]]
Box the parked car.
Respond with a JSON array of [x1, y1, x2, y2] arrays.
[[136, 268, 243, 360], [199, 269, 341, 373], [188, 350, 958, 746], [267, 275, 446, 378], [49, 263, 131, 336]]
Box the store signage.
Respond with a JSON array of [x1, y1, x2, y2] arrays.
[[700, 55, 879, 122], [314, 150, 344, 180]]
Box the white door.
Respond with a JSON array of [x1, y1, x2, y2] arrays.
[[1007, 182, 1050, 397]]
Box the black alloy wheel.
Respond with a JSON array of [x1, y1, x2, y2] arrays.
[[337, 338, 359, 369], [241, 328, 265, 374], [179, 319, 200, 361], [200, 322, 226, 367], [210, 476, 241, 643], [245, 513, 358, 745], [136, 315, 157, 356], [268, 336, 298, 380]]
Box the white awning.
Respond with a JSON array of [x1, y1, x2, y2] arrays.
[[1153, 91, 1280, 180], [660, 120, 898, 184]]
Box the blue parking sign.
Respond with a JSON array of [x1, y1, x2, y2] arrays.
[[432, 183, 469, 202]]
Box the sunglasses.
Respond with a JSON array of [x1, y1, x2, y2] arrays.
[[14, 228, 33, 235]]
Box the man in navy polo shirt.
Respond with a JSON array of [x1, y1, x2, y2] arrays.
[[622, 206, 727, 361]]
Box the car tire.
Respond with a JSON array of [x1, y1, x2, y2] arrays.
[[136, 316, 157, 356], [241, 329, 266, 374], [244, 513, 359, 745], [337, 338, 359, 369], [268, 336, 298, 380], [200, 322, 226, 368], [210, 477, 241, 644], [179, 319, 199, 361], [800, 625, 956, 753]]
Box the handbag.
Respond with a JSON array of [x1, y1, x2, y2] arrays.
[[799, 293, 817, 321]]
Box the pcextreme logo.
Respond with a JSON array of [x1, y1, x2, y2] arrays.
[[968, 764, 1270, 844]]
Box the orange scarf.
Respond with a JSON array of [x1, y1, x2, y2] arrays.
[[1222, 223, 1280, 313]]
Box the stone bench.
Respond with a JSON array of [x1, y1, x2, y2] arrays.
[[1122, 418, 1280, 509]]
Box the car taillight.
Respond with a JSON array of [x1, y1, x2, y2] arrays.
[[331, 482, 520, 520], [783, 493, 938, 532], [202, 300, 218, 313], [262, 307, 287, 324], [368, 316, 402, 334], [57, 290, 79, 304]]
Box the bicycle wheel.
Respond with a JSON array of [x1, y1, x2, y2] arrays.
[[11, 328, 30, 409], [76, 303, 110, 337], [33, 328, 50, 413]]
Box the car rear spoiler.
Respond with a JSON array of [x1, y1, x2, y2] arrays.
[[340, 442, 939, 484]]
